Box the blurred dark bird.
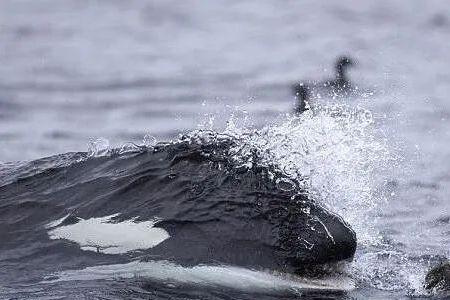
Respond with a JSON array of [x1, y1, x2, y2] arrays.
[[430, 13, 448, 28], [292, 56, 356, 113], [323, 56, 355, 93], [292, 83, 310, 114]]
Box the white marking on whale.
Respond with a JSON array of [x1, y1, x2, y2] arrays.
[[43, 260, 355, 292], [314, 216, 336, 244], [47, 214, 170, 254]]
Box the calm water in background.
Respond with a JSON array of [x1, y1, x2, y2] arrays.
[[0, 0, 449, 299]]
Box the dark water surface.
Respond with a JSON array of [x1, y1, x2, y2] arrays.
[[0, 1, 449, 299]]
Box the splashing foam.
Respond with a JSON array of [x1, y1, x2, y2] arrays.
[[215, 105, 392, 245], [207, 105, 429, 295], [86, 134, 159, 158]]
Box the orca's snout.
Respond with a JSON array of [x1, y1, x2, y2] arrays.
[[281, 205, 357, 272], [315, 215, 357, 263]]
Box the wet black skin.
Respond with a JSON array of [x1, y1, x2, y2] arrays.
[[425, 261, 450, 292]]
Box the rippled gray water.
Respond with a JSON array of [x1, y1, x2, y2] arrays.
[[0, 0, 449, 299]]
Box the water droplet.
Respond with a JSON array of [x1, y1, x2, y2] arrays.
[[87, 138, 110, 157], [118, 142, 140, 154], [143, 134, 157, 147]]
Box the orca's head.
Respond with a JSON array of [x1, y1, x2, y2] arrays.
[[135, 142, 357, 275], [274, 197, 357, 274]]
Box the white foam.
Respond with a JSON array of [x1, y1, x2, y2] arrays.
[[47, 214, 169, 254], [44, 260, 355, 292], [221, 104, 393, 244]]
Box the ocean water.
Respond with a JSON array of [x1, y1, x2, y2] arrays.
[[0, 0, 449, 299]]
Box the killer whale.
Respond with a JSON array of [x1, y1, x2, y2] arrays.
[[0, 136, 356, 284]]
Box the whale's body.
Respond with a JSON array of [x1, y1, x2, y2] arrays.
[[0, 138, 356, 285]]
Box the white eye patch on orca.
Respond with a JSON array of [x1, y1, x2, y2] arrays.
[[46, 214, 169, 254]]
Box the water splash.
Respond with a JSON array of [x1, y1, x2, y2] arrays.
[[188, 104, 432, 295], [350, 247, 429, 296], [216, 104, 393, 245], [143, 134, 157, 148], [86, 134, 158, 158], [87, 138, 110, 157]]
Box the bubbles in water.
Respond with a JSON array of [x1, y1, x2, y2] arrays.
[[275, 177, 297, 192]]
